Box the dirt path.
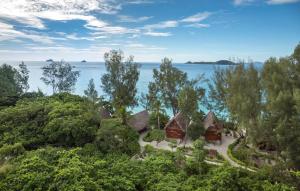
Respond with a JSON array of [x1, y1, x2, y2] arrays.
[[139, 132, 255, 172]]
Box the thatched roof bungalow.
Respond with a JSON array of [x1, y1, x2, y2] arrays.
[[203, 111, 223, 143], [164, 112, 189, 140], [128, 110, 149, 133]]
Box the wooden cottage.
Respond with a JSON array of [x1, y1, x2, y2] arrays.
[[164, 112, 189, 140], [203, 111, 223, 143], [128, 110, 149, 133]]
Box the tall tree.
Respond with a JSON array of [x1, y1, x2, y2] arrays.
[[149, 58, 204, 116], [141, 82, 165, 129], [178, 86, 199, 119], [261, 44, 300, 169], [101, 50, 140, 113], [208, 64, 262, 137], [178, 85, 203, 143], [207, 68, 229, 118], [18, 61, 30, 92], [41, 61, 80, 94], [0, 64, 22, 98], [84, 78, 98, 104]]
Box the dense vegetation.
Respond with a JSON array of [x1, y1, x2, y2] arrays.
[[208, 44, 300, 170], [0, 46, 299, 190]]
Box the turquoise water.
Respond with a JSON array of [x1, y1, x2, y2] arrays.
[[4, 61, 260, 114]]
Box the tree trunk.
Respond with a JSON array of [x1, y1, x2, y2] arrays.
[[157, 111, 160, 129]]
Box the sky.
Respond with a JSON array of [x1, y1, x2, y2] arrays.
[[0, 0, 299, 62]]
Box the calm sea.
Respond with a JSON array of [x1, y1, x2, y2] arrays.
[[4, 61, 262, 114]]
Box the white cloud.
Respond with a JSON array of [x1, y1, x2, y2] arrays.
[[0, 21, 54, 44], [125, 43, 166, 51], [144, 31, 172, 37], [234, 0, 299, 5], [267, 0, 300, 4], [118, 15, 152, 23], [0, 0, 134, 35], [144, 20, 178, 29], [185, 23, 210, 28], [65, 33, 107, 41], [126, 0, 154, 4], [181, 12, 211, 23], [0, 0, 118, 29], [233, 0, 255, 5]]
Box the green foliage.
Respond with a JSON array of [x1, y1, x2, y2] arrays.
[[101, 50, 140, 111], [148, 58, 187, 115], [44, 101, 99, 147], [0, 93, 100, 148], [185, 139, 207, 175], [18, 61, 29, 92], [208, 44, 300, 170], [209, 64, 261, 134], [178, 86, 199, 119], [149, 111, 169, 129], [0, 145, 295, 191], [94, 119, 140, 155], [0, 143, 25, 161], [188, 112, 205, 141], [41, 60, 80, 93], [260, 44, 300, 169], [84, 78, 98, 103], [0, 64, 24, 108], [144, 129, 165, 143], [0, 64, 23, 98], [0, 100, 49, 147]]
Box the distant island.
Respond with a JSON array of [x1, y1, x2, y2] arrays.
[[46, 59, 53, 62], [185, 60, 237, 65], [81, 60, 87, 63]]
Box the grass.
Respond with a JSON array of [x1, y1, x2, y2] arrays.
[[165, 138, 177, 144]]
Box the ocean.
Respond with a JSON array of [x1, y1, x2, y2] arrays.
[[3, 61, 260, 115]]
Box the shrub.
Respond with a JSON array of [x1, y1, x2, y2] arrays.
[[143, 129, 165, 143], [94, 119, 140, 156], [0, 143, 25, 160]]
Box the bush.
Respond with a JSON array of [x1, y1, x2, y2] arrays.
[[94, 119, 140, 156], [44, 101, 100, 147], [0, 143, 25, 160], [0, 93, 100, 148], [143, 129, 165, 143]]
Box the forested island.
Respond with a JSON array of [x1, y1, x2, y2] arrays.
[[0, 44, 299, 190], [185, 60, 237, 65]]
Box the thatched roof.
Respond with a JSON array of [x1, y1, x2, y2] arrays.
[[203, 111, 217, 130], [128, 110, 149, 132], [165, 112, 189, 132]]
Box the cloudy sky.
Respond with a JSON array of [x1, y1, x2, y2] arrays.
[[0, 0, 299, 62]]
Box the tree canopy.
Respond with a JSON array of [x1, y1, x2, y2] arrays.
[[101, 50, 140, 112], [41, 61, 80, 94]]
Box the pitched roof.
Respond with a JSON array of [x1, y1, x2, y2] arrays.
[[203, 111, 217, 130], [165, 112, 189, 132], [128, 110, 149, 132]]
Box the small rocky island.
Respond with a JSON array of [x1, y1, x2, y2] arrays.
[[46, 59, 54, 62], [186, 60, 237, 65]]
